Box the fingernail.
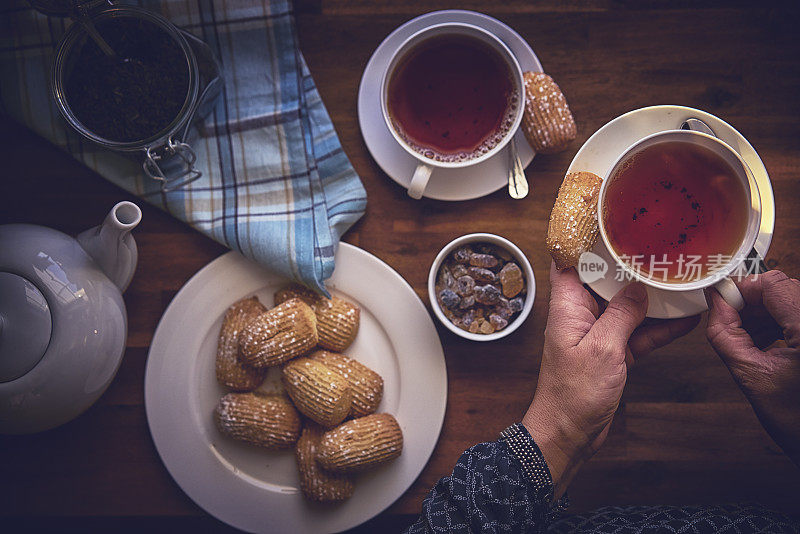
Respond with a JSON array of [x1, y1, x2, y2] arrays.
[[624, 282, 647, 303]]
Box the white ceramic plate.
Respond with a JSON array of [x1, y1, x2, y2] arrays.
[[569, 105, 775, 319], [145, 244, 447, 533], [358, 9, 542, 201]]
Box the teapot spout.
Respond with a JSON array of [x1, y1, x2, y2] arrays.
[[77, 201, 142, 292]]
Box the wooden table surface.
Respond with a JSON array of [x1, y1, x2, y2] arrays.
[[2, 1, 799, 532]]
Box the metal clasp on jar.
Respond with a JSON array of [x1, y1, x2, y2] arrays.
[[143, 138, 202, 192]]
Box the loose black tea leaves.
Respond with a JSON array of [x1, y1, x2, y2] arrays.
[[64, 15, 190, 143]]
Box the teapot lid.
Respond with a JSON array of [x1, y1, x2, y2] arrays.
[[0, 272, 52, 382]]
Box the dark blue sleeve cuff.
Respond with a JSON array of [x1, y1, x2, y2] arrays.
[[499, 422, 570, 514]]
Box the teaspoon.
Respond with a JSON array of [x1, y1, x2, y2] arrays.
[[507, 137, 529, 199]]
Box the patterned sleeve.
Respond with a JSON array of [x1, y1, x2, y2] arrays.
[[404, 423, 568, 534]]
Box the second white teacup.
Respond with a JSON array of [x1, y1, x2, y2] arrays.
[[597, 129, 762, 310]]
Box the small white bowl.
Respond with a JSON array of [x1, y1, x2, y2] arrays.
[[427, 233, 535, 341]]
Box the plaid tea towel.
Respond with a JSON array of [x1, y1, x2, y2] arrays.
[[0, 0, 366, 295]]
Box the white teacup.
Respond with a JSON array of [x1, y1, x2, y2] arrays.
[[380, 23, 525, 199], [597, 129, 762, 310]]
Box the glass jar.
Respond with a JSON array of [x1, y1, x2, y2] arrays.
[[33, 1, 222, 191]]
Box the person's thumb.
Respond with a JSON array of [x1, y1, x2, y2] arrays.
[[590, 282, 648, 349], [705, 287, 761, 367]]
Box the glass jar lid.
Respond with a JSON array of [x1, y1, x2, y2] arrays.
[[51, 6, 198, 148]]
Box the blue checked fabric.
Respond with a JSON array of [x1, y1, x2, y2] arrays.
[[0, 0, 366, 294]]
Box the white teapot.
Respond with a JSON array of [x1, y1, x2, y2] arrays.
[[0, 201, 141, 434]]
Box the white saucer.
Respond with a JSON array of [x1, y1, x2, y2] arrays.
[[570, 105, 775, 319], [358, 10, 542, 201]]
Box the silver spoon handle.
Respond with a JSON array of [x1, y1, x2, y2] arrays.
[[507, 137, 529, 199], [680, 117, 716, 137], [78, 18, 117, 59]]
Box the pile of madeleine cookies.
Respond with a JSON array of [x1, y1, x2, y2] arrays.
[[212, 283, 403, 503]]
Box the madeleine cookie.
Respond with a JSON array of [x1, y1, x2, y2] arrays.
[[521, 72, 577, 154], [314, 297, 360, 352], [317, 414, 403, 473], [296, 422, 355, 502], [274, 283, 321, 308], [214, 393, 301, 449], [239, 298, 318, 368], [309, 350, 383, 418], [282, 357, 352, 427], [215, 297, 268, 391], [546, 171, 602, 269]]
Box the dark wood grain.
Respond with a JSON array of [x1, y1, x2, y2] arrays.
[[2, 1, 799, 531]]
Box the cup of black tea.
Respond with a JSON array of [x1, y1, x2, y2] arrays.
[[598, 129, 762, 310], [380, 23, 524, 199]]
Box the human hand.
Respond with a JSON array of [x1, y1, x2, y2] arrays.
[[706, 270, 800, 466], [522, 262, 700, 499]]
